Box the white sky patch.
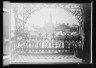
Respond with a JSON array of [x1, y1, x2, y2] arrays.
[[27, 8, 79, 28], [11, 7, 80, 31]]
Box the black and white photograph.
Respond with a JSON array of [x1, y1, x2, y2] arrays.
[[3, 1, 92, 66]]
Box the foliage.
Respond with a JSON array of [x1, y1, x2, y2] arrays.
[[55, 23, 78, 33]]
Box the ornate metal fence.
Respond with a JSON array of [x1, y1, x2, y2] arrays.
[[14, 33, 82, 56], [10, 3, 84, 57]]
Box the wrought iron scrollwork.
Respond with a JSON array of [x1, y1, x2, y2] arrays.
[[10, 3, 84, 56], [63, 4, 83, 25]]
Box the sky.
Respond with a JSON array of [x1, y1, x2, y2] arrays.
[[11, 7, 80, 31], [26, 8, 79, 29]]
